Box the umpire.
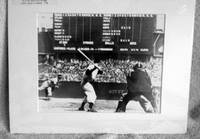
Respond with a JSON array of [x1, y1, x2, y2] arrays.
[[116, 63, 155, 113]]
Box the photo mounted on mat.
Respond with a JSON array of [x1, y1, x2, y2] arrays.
[[9, 0, 195, 134], [38, 13, 165, 113]]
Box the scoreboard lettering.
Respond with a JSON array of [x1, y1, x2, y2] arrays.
[[53, 13, 157, 54]]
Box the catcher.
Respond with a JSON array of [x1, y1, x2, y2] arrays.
[[39, 74, 62, 100], [115, 63, 155, 113], [78, 60, 103, 112]]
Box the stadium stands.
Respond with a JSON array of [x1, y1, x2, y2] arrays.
[[38, 57, 162, 87]]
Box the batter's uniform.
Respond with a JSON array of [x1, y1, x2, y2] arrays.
[[116, 64, 155, 113], [79, 64, 103, 112]]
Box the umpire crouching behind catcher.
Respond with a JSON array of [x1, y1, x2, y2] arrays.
[[78, 59, 103, 112], [116, 63, 155, 113]]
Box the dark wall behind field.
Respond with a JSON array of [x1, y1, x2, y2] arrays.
[[1, 0, 200, 138], [39, 81, 127, 100]]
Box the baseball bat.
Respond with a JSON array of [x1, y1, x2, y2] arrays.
[[77, 48, 101, 69], [77, 48, 94, 64]]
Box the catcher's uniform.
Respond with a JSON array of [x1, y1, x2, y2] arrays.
[[39, 77, 59, 99]]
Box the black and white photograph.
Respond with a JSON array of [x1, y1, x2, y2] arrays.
[[38, 13, 165, 113], [8, 0, 195, 133]]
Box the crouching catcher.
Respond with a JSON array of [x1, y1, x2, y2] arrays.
[[39, 74, 62, 100]]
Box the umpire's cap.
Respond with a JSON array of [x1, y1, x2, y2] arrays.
[[133, 63, 143, 70], [57, 74, 62, 80]]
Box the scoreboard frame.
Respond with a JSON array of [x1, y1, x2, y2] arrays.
[[52, 13, 163, 56]]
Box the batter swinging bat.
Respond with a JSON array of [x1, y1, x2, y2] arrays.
[[77, 48, 101, 69]]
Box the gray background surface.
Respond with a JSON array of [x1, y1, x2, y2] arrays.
[[0, 0, 200, 138]]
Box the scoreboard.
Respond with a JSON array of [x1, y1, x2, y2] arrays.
[[53, 13, 156, 54]]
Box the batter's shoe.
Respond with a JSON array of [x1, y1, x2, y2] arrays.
[[78, 107, 85, 111], [88, 108, 97, 112]]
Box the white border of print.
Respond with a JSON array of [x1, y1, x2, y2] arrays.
[[9, 0, 195, 134]]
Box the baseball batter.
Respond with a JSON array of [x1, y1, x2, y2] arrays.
[[78, 61, 103, 112]]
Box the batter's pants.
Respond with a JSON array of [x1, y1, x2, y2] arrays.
[[82, 82, 97, 103]]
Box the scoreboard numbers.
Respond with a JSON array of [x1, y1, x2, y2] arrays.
[[53, 13, 158, 54]]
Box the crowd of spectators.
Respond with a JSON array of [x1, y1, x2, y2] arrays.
[[38, 56, 163, 87]]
